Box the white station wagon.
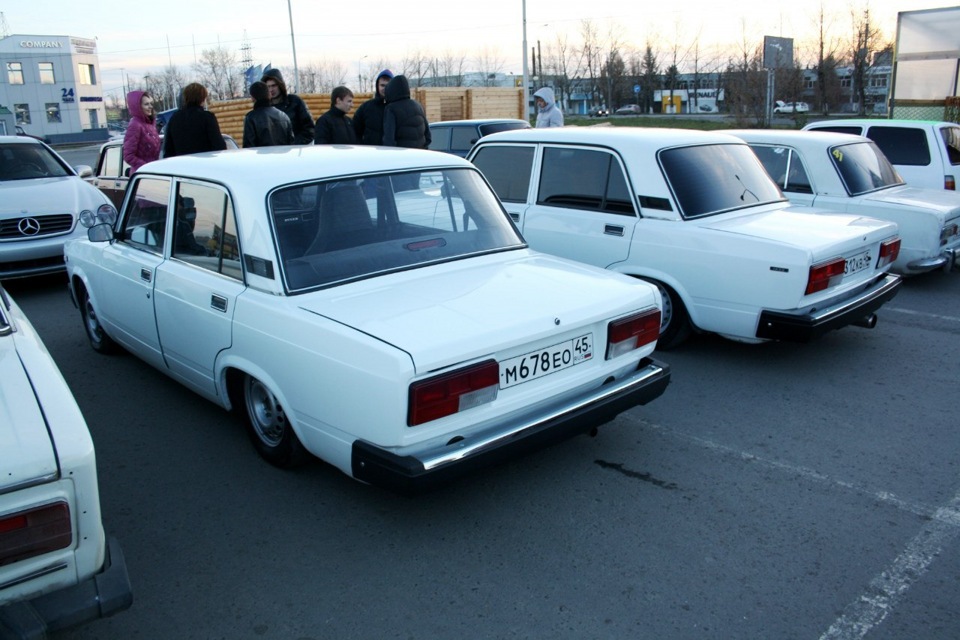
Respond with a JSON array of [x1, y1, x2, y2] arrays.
[[64, 146, 670, 491], [729, 129, 960, 276], [468, 128, 903, 348]]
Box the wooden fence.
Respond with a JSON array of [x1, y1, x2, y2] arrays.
[[209, 87, 525, 146]]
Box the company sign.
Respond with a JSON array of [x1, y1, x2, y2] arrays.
[[19, 40, 63, 48]]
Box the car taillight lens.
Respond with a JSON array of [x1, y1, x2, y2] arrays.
[[606, 309, 661, 359], [805, 257, 845, 295], [408, 360, 499, 426], [945, 175, 955, 190], [877, 237, 901, 268], [941, 224, 958, 246], [0, 502, 72, 567]]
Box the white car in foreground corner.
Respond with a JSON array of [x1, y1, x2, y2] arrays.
[[729, 129, 960, 275], [64, 145, 670, 492], [0, 284, 132, 637], [467, 127, 903, 348]]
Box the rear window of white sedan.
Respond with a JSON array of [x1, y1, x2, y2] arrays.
[[272, 168, 525, 292]]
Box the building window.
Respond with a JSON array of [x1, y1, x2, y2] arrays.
[[6, 62, 24, 85], [46, 103, 62, 123], [841, 77, 852, 88], [78, 63, 96, 85], [15, 104, 31, 125], [38, 62, 55, 84]]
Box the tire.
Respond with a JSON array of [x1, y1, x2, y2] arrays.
[[242, 374, 308, 468], [78, 285, 119, 354], [645, 279, 692, 350]]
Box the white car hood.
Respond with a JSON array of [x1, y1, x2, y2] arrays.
[[0, 176, 103, 219], [298, 251, 653, 370], [701, 206, 896, 252], [0, 333, 58, 492], [861, 186, 960, 223]]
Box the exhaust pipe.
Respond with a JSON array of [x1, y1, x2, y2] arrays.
[[853, 313, 878, 329]]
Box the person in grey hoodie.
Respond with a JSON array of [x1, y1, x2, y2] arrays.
[[533, 87, 564, 128]]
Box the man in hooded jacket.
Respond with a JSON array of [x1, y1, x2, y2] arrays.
[[382, 75, 431, 149], [261, 68, 315, 144], [533, 87, 564, 128], [353, 69, 394, 145], [243, 81, 294, 148]]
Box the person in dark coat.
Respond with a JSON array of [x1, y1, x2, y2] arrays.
[[260, 68, 314, 144], [382, 75, 431, 149], [243, 81, 294, 148], [162, 83, 227, 158], [314, 86, 357, 145], [352, 69, 393, 145]]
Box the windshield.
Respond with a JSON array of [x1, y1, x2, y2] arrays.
[[0, 143, 71, 181], [273, 168, 525, 292], [830, 141, 903, 196], [658, 143, 784, 219]]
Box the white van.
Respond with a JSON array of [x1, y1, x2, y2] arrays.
[[803, 119, 960, 191]]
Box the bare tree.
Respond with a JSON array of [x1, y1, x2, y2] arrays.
[[640, 44, 660, 114], [724, 25, 767, 126], [542, 33, 583, 110], [473, 47, 506, 87], [812, 2, 843, 114], [429, 51, 468, 87], [193, 46, 240, 101], [400, 49, 431, 87], [579, 20, 604, 107], [850, 5, 881, 115]]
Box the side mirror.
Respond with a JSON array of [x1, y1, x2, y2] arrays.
[[87, 222, 115, 243], [74, 164, 94, 178]]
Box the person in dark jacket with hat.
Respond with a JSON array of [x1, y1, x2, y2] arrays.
[[261, 68, 314, 144], [382, 75, 431, 149], [353, 69, 393, 145], [314, 86, 357, 145], [162, 82, 227, 158], [243, 81, 294, 148]]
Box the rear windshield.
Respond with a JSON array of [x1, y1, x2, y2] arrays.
[[0, 143, 71, 181], [271, 168, 524, 292], [658, 143, 784, 218], [829, 141, 904, 195], [866, 126, 930, 166]]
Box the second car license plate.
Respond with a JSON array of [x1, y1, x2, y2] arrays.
[[844, 250, 873, 275], [500, 334, 593, 389]]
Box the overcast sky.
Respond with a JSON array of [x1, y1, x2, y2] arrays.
[[3, 0, 952, 97]]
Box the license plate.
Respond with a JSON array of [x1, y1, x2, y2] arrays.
[[499, 334, 593, 389], [844, 250, 873, 275]]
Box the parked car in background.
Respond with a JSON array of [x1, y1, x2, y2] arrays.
[[773, 101, 810, 114], [587, 106, 610, 118], [803, 119, 960, 191], [65, 145, 671, 491], [14, 125, 46, 142], [0, 136, 111, 279], [0, 283, 132, 636], [614, 104, 641, 115], [468, 127, 902, 348], [729, 129, 960, 275], [427, 119, 530, 157], [89, 134, 239, 209]]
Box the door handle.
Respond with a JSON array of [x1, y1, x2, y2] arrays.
[[210, 294, 228, 313], [604, 225, 624, 236], [140, 268, 152, 282]]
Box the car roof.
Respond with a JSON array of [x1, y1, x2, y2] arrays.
[[136, 144, 473, 191], [429, 119, 530, 126], [725, 129, 872, 146], [805, 119, 960, 128], [0, 135, 43, 146], [476, 126, 747, 150]]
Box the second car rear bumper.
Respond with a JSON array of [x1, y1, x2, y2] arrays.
[[755, 273, 901, 342], [351, 357, 671, 493]]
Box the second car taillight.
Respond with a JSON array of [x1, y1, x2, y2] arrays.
[[606, 309, 661, 359], [941, 223, 958, 246], [408, 360, 499, 426], [805, 258, 845, 295], [877, 238, 901, 268], [945, 175, 955, 190], [0, 502, 72, 567]]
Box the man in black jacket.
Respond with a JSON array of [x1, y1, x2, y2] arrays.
[[353, 69, 393, 145], [162, 82, 227, 157], [382, 75, 431, 149], [261, 68, 315, 144], [243, 81, 294, 148], [314, 86, 358, 145]]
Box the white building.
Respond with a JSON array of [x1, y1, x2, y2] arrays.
[[0, 34, 108, 142]]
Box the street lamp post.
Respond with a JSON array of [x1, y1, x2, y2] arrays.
[[286, 0, 299, 93], [358, 55, 368, 93], [522, 0, 529, 118]]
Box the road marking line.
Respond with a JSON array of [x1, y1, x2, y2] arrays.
[[885, 307, 960, 323]]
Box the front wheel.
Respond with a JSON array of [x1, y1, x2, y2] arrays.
[[242, 375, 308, 468], [78, 285, 119, 354], [643, 279, 692, 350]]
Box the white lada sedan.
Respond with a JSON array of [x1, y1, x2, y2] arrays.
[[728, 129, 960, 276], [63, 146, 670, 492], [468, 127, 903, 349]]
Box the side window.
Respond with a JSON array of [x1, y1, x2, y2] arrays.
[[97, 145, 128, 178], [783, 151, 813, 194], [173, 182, 242, 280], [120, 177, 171, 252], [810, 126, 862, 136], [449, 127, 478, 154], [471, 145, 534, 203], [866, 127, 931, 166], [939, 126, 960, 165], [427, 126, 450, 152], [749, 145, 788, 188], [538, 147, 636, 216]]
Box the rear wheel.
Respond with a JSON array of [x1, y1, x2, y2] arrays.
[[644, 279, 692, 350], [242, 374, 308, 468], [78, 285, 119, 354]]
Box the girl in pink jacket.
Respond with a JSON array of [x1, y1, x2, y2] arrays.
[[123, 90, 161, 173]]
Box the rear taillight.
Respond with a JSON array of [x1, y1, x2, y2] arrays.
[[945, 175, 955, 190], [877, 237, 901, 268], [0, 502, 72, 567], [606, 308, 661, 358], [805, 257, 845, 295], [941, 224, 958, 246], [408, 360, 499, 426]]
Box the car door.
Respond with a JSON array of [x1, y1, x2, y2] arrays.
[[153, 179, 244, 398], [91, 142, 130, 209], [89, 175, 170, 370], [512, 145, 636, 268]]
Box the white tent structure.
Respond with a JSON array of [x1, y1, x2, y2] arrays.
[[890, 6, 960, 119]]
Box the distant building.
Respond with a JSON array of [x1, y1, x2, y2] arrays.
[[0, 34, 108, 143]]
